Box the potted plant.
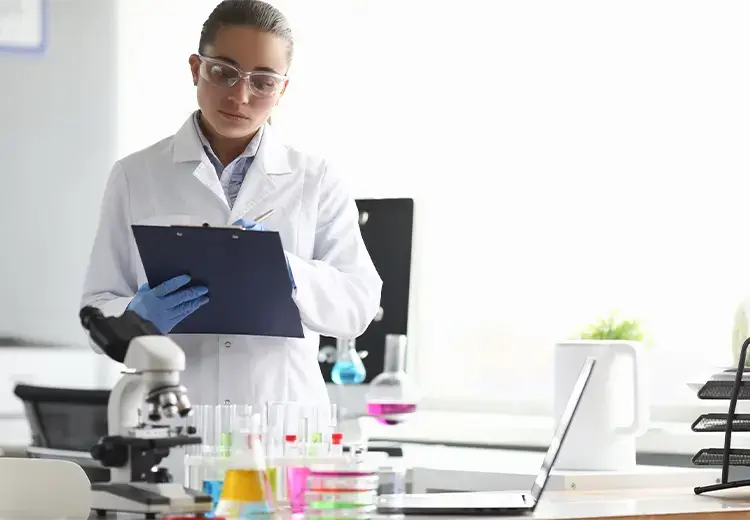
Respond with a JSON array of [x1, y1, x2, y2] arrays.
[[578, 311, 648, 344]]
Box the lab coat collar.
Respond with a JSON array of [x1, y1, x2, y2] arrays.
[[172, 113, 292, 223]]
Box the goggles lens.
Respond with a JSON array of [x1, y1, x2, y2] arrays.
[[199, 57, 286, 97]]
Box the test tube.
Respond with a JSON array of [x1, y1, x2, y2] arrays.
[[330, 432, 344, 457], [218, 402, 239, 457], [301, 415, 311, 458], [191, 405, 216, 455], [231, 404, 253, 453], [185, 405, 201, 456], [184, 405, 219, 496], [283, 434, 299, 457], [265, 402, 286, 459], [184, 405, 201, 490], [320, 404, 337, 456]]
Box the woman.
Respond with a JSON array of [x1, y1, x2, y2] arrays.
[[81, 0, 383, 410]]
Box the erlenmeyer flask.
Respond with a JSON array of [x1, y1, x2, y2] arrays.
[[331, 338, 366, 385]]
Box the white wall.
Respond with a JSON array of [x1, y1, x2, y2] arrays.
[[0, 0, 125, 444], [0, 0, 119, 348]]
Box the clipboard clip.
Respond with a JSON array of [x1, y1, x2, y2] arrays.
[[169, 210, 275, 230]]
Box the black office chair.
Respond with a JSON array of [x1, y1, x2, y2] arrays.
[[13, 383, 111, 482]]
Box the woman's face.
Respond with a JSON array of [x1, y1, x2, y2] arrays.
[[189, 26, 289, 139]]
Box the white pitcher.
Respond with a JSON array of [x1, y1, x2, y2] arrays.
[[553, 340, 649, 471]]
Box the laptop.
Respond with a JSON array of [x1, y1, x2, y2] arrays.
[[378, 357, 596, 516]]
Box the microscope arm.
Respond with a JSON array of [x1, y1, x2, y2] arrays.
[[108, 373, 142, 436]]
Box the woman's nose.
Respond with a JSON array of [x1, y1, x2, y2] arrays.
[[227, 78, 251, 104]]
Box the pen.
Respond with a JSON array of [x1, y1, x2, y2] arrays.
[[254, 209, 275, 224]]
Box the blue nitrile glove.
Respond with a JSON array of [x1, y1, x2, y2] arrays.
[[233, 219, 295, 290], [127, 274, 209, 333], [286, 254, 297, 292], [232, 218, 266, 231]]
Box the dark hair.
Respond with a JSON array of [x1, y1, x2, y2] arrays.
[[199, 0, 294, 66]]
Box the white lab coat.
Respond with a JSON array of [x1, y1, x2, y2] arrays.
[[81, 114, 383, 410]]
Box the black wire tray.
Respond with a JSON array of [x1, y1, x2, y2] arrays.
[[693, 341, 750, 495], [697, 380, 750, 400], [693, 448, 750, 467], [692, 413, 750, 433]]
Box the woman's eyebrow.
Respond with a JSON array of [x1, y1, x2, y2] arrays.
[[211, 56, 282, 75]]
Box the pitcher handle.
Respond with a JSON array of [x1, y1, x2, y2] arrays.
[[613, 341, 649, 435]]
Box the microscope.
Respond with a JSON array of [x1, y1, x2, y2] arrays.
[[79, 306, 212, 518]]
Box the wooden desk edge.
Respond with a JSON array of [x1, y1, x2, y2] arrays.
[[584, 514, 750, 520]]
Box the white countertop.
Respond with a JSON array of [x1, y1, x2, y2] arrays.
[[43, 487, 750, 520], [397, 487, 750, 519]]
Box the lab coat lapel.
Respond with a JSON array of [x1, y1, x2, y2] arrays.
[[172, 115, 228, 207], [229, 123, 292, 224]]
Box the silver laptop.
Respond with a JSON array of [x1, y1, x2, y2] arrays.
[[378, 357, 596, 516]]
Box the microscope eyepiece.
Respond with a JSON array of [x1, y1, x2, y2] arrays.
[[78, 305, 163, 364], [79, 306, 105, 331]]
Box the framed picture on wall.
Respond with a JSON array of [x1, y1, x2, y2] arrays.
[[0, 0, 46, 54]]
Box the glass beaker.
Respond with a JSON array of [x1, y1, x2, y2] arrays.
[[365, 334, 419, 425], [331, 338, 366, 385]]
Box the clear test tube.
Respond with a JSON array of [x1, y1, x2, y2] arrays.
[[318, 404, 338, 455], [309, 406, 322, 457], [184, 405, 201, 456], [266, 402, 287, 459], [183, 406, 202, 489], [184, 405, 217, 490], [284, 402, 300, 435], [218, 402, 237, 457], [301, 408, 314, 458], [305, 404, 332, 457], [232, 404, 254, 453], [195, 405, 218, 455]]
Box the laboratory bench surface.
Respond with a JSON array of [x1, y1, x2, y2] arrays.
[[11, 488, 747, 520]]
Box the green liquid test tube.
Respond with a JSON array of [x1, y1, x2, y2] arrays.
[[220, 432, 232, 457]]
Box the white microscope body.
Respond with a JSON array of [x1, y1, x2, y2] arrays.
[[80, 306, 212, 518]]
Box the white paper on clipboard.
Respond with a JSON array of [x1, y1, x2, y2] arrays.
[[0, 0, 44, 51]]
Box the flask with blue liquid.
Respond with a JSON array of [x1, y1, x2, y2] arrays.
[[331, 338, 366, 385]]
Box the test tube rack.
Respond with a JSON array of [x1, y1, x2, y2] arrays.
[[691, 336, 750, 494]]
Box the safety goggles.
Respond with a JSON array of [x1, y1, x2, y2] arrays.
[[198, 54, 288, 98]]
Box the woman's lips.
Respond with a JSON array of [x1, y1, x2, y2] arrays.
[[218, 110, 249, 121]]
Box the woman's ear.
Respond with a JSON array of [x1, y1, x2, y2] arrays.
[[188, 54, 201, 86]]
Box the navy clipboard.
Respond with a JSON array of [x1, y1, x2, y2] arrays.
[[131, 224, 304, 338]]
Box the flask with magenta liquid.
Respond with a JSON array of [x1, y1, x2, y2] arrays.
[[366, 334, 420, 425]]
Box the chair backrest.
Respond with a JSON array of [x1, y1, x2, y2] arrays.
[[0, 458, 91, 518], [13, 384, 109, 450]]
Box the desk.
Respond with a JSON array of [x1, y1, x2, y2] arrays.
[[480, 487, 750, 520], [68, 488, 750, 520]]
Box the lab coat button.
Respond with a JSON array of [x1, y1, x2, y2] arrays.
[[224, 341, 231, 348]]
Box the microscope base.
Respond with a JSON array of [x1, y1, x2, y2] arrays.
[[91, 482, 212, 518]]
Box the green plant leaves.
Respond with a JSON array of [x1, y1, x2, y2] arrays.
[[579, 311, 645, 342]]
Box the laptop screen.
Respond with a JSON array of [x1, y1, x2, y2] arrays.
[[529, 357, 595, 502]]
